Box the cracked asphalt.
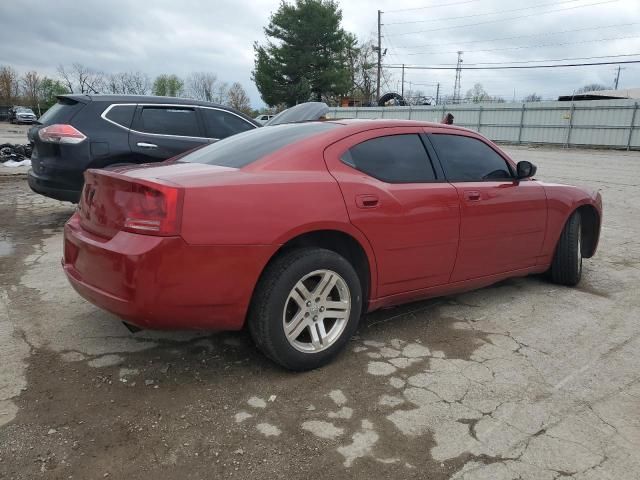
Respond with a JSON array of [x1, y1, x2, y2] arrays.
[[1, 145, 639, 479]]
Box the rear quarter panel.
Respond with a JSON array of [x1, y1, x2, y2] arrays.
[[179, 168, 353, 245], [177, 134, 366, 247]]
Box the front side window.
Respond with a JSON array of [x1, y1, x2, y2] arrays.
[[429, 134, 513, 181], [138, 106, 201, 137], [201, 108, 255, 139], [341, 134, 436, 183]]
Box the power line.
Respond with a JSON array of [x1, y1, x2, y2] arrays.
[[394, 22, 640, 50], [419, 53, 640, 66], [399, 34, 640, 56], [384, 0, 480, 14], [385, 0, 620, 37], [383, 60, 640, 70], [385, 0, 585, 26]]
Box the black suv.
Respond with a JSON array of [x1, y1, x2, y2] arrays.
[[28, 95, 259, 202]]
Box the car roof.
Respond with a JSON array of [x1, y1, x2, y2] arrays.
[[59, 94, 260, 126], [321, 118, 477, 135], [60, 94, 234, 110]]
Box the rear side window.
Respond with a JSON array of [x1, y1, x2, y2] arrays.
[[137, 106, 201, 137], [104, 104, 136, 128], [183, 122, 338, 168], [38, 97, 84, 125], [200, 108, 255, 139], [341, 134, 436, 183], [430, 134, 513, 181]]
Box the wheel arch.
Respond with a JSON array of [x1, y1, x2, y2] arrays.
[[254, 227, 377, 313], [575, 204, 601, 259]]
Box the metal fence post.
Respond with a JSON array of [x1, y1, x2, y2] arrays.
[[442, 105, 446, 122], [408, 105, 413, 120], [518, 103, 526, 144], [627, 102, 638, 150], [477, 106, 483, 132], [564, 102, 575, 148], [380, 108, 385, 119]]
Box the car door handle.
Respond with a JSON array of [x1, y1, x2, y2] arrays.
[[137, 142, 158, 149], [355, 194, 379, 208], [464, 191, 481, 201]]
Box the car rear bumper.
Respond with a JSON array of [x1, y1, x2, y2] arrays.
[[28, 169, 82, 203], [62, 213, 277, 330]]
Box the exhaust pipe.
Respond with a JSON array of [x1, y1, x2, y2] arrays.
[[122, 321, 142, 333]]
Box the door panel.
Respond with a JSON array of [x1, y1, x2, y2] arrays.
[[129, 105, 207, 163], [451, 180, 547, 281], [324, 128, 460, 297], [426, 132, 547, 281]]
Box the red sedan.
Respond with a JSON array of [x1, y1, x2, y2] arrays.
[[63, 119, 602, 370]]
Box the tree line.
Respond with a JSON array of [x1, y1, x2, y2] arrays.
[[0, 64, 254, 116]]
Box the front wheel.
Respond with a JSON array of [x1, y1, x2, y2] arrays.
[[549, 211, 582, 286], [248, 248, 363, 371]]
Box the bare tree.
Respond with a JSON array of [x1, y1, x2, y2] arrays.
[[125, 72, 151, 95], [21, 71, 42, 114], [106, 72, 150, 95], [186, 72, 228, 103], [576, 83, 607, 94], [226, 82, 252, 114], [524, 93, 542, 102], [57, 63, 105, 94], [0, 65, 20, 105], [465, 83, 490, 103], [345, 39, 391, 105]]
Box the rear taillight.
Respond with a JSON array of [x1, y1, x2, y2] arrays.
[[38, 124, 86, 144], [122, 183, 182, 236]]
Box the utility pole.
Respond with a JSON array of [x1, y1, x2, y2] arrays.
[[435, 83, 440, 105], [401, 64, 405, 99], [376, 10, 382, 103], [453, 51, 463, 104], [614, 65, 623, 89]]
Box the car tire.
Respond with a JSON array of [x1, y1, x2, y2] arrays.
[[549, 211, 582, 286], [248, 248, 363, 371]]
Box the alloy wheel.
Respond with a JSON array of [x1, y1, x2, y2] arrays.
[[282, 269, 351, 353]]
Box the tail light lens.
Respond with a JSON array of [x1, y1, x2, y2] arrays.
[[122, 183, 182, 236], [39, 124, 86, 144]]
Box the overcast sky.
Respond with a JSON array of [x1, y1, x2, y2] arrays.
[[1, 0, 639, 106]]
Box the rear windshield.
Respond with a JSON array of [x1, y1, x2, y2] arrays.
[[38, 97, 84, 125], [182, 122, 338, 168]]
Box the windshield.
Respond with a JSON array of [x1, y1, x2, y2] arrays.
[[182, 122, 338, 168], [17, 107, 34, 114]]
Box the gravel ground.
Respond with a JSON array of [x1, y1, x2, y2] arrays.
[[0, 145, 639, 479]]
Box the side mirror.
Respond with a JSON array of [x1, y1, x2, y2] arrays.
[[516, 160, 537, 179]]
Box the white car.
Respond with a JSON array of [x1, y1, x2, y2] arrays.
[[254, 114, 274, 125], [10, 107, 37, 124]]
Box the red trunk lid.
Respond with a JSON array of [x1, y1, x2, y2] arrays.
[[78, 163, 237, 239]]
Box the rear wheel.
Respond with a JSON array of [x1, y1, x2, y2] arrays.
[[549, 211, 582, 286], [248, 248, 362, 371]]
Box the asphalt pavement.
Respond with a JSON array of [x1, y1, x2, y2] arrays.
[[1, 144, 639, 479]]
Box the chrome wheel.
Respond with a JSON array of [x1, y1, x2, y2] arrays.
[[282, 269, 351, 353]]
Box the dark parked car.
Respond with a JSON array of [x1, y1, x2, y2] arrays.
[[9, 106, 37, 124], [27, 95, 260, 202]]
